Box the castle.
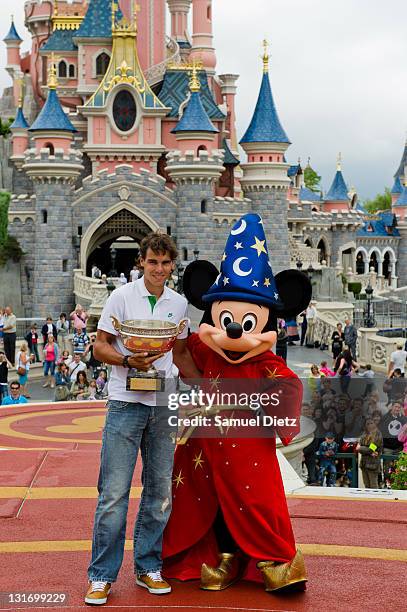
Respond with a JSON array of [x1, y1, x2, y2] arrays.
[[1, 0, 406, 318]]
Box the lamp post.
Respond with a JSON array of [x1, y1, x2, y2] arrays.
[[296, 259, 303, 270], [109, 246, 117, 278], [106, 279, 116, 297], [176, 264, 185, 294], [364, 282, 375, 328], [193, 248, 200, 261]]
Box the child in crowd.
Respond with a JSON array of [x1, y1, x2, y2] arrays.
[[320, 361, 335, 377], [317, 433, 338, 487], [88, 380, 98, 401]]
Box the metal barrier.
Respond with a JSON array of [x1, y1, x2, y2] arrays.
[[15, 318, 43, 341], [317, 452, 399, 488]]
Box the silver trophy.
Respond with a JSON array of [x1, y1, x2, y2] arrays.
[[111, 316, 188, 391]]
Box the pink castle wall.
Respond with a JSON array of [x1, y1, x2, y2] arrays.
[[323, 201, 349, 212], [12, 135, 28, 156], [35, 136, 73, 153]]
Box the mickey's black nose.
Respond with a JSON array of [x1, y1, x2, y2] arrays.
[[226, 322, 243, 339]]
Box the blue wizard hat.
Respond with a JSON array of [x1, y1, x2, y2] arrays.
[[203, 213, 282, 307]]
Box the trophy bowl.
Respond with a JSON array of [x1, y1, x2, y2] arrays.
[[111, 316, 188, 355]]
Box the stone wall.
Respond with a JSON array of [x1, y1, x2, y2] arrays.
[[0, 260, 23, 316]]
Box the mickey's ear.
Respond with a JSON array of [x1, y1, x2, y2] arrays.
[[274, 270, 312, 318], [183, 260, 219, 310]]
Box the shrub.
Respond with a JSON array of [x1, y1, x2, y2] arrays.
[[390, 452, 407, 490]]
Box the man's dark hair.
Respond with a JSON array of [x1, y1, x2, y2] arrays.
[[10, 381, 21, 389], [139, 232, 178, 261]]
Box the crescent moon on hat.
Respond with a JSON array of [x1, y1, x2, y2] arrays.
[[233, 257, 253, 277], [231, 219, 247, 235]]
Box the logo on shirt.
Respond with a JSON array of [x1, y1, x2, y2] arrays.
[[168, 313, 173, 318]]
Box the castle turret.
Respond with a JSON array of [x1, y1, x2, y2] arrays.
[[190, 0, 216, 72], [9, 81, 30, 168], [3, 16, 23, 106], [171, 64, 218, 153], [23, 58, 83, 318], [167, 0, 192, 43], [323, 154, 350, 212], [239, 41, 291, 271], [391, 176, 403, 205]]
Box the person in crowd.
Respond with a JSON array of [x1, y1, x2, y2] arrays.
[[344, 317, 357, 360], [70, 370, 90, 401], [322, 407, 341, 438], [73, 326, 90, 356], [70, 304, 89, 332], [331, 322, 345, 362], [397, 422, 407, 453], [95, 369, 108, 394], [343, 397, 365, 445], [68, 353, 87, 383], [308, 364, 325, 393], [92, 265, 102, 279], [275, 318, 288, 361], [286, 317, 299, 346], [3, 306, 17, 366], [301, 403, 319, 485], [317, 433, 338, 487], [358, 363, 375, 397], [0, 351, 12, 403], [305, 301, 317, 347], [98, 274, 108, 285], [356, 419, 383, 489], [86, 335, 103, 379], [56, 313, 70, 353], [383, 368, 405, 406], [54, 363, 71, 402], [130, 265, 139, 282], [388, 343, 407, 377], [1, 381, 28, 406], [25, 324, 40, 363], [371, 410, 383, 428], [334, 349, 359, 394], [299, 310, 307, 347], [16, 341, 31, 398], [0, 308, 4, 346], [43, 334, 59, 389], [88, 379, 98, 401], [119, 273, 128, 285], [41, 317, 58, 347], [379, 401, 407, 454], [58, 349, 72, 368], [320, 361, 335, 377], [320, 377, 336, 400]]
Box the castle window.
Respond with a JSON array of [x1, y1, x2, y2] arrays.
[[167, 226, 171, 235], [113, 90, 137, 132], [269, 156, 272, 162], [201, 199, 207, 214], [197, 145, 207, 155], [58, 60, 67, 79], [62, 259, 68, 272], [44, 142, 54, 155], [182, 247, 188, 261], [69, 64, 75, 78], [260, 156, 263, 162], [207, 4, 212, 20], [41, 210, 48, 224], [96, 52, 110, 78]]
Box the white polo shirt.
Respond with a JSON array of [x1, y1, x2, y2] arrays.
[[98, 277, 188, 404]]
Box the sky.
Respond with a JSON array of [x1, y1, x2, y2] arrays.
[[0, 0, 406, 200]]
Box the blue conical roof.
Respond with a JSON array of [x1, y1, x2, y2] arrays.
[[172, 91, 218, 133], [3, 19, 22, 42], [325, 169, 349, 201], [29, 89, 76, 133], [391, 176, 403, 195], [75, 0, 122, 39], [240, 71, 290, 144], [10, 107, 29, 129], [299, 186, 322, 202], [395, 141, 407, 179], [395, 186, 407, 207]]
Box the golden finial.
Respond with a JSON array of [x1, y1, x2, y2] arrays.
[[111, 1, 118, 32], [262, 39, 270, 73], [337, 152, 342, 171], [16, 77, 24, 108], [307, 156, 311, 166], [48, 53, 59, 90], [54, 1, 58, 17], [189, 61, 201, 92]]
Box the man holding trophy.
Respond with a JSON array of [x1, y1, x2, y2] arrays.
[[85, 232, 199, 605]]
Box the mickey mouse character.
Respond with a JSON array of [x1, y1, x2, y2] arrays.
[[162, 213, 311, 593]]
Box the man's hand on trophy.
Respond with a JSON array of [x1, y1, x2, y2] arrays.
[[128, 353, 165, 371]]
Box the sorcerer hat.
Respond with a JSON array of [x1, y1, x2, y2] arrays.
[[203, 213, 282, 307]]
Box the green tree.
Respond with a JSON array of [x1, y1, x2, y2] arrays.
[[0, 117, 14, 138], [0, 192, 24, 266], [390, 452, 407, 490], [304, 166, 321, 192], [364, 187, 392, 214], [0, 192, 9, 246]]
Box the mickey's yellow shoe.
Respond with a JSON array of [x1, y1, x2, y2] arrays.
[[257, 549, 307, 592], [201, 552, 247, 591]]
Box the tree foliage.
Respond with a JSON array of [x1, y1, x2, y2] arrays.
[[364, 187, 392, 214], [0, 192, 9, 246], [304, 166, 321, 192], [390, 452, 407, 490], [0, 117, 14, 138], [0, 192, 24, 266]]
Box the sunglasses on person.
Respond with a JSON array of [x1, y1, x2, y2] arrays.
[[10, 386, 19, 392]]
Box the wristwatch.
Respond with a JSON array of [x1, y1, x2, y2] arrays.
[[122, 355, 131, 369]]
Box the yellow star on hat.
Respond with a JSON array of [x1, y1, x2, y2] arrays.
[[250, 236, 267, 257]]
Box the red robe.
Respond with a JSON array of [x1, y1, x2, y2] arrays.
[[163, 333, 303, 581]]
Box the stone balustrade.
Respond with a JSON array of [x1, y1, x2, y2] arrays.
[[345, 268, 397, 293], [313, 301, 355, 347], [357, 328, 405, 373], [73, 270, 119, 318]]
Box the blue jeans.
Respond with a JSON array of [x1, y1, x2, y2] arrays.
[[319, 461, 337, 487], [43, 360, 55, 376], [88, 400, 177, 583]]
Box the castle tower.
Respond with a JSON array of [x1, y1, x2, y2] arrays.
[[171, 63, 218, 153], [190, 0, 217, 72], [391, 176, 403, 205], [23, 58, 83, 318], [323, 153, 351, 212], [239, 41, 291, 272], [3, 16, 23, 106], [167, 0, 192, 43], [166, 147, 224, 263]]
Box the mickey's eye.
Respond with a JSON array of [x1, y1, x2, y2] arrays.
[[220, 311, 234, 330], [242, 313, 257, 333]]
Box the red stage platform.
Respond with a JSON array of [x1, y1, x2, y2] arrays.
[[0, 402, 406, 611]]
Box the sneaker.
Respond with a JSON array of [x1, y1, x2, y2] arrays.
[[42, 382, 49, 388], [84, 581, 111, 605], [136, 571, 171, 595]]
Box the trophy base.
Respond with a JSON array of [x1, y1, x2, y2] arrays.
[[126, 368, 165, 392]]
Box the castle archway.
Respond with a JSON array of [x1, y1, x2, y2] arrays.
[[80, 203, 159, 277]]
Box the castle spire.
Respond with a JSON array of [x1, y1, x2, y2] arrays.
[[172, 63, 218, 135], [3, 15, 23, 42], [325, 157, 349, 202]]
